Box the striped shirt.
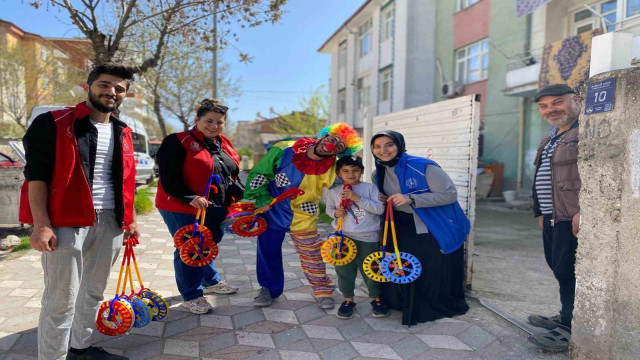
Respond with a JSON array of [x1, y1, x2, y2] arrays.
[[535, 131, 568, 215]]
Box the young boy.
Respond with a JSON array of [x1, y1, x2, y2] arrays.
[[325, 156, 389, 319]]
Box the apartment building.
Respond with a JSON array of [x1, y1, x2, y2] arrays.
[[318, 0, 437, 134]]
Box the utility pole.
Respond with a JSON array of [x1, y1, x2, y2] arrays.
[[212, 1, 218, 99]]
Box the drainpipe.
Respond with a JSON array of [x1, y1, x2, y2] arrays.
[[516, 97, 525, 192]]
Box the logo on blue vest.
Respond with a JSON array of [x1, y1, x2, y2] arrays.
[[406, 178, 418, 190]]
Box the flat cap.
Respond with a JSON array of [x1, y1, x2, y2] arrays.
[[534, 84, 576, 102]]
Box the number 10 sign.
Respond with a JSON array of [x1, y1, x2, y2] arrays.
[[585, 77, 616, 115]]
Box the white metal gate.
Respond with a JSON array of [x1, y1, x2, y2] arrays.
[[365, 95, 481, 288]]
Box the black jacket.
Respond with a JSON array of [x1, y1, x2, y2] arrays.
[[23, 111, 131, 226]]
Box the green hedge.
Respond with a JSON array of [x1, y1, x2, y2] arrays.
[[134, 187, 154, 215]]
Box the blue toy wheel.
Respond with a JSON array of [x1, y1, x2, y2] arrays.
[[380, 252, 422, 284], [129, 295, 152, 328], [140, 289, 169, 321]]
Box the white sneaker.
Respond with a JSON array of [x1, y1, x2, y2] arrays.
[[203, 280, 239, 295], [181, 296, 213, 314]]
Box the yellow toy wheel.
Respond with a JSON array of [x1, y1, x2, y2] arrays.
[[321, 235, 357, 266], [362, 251, 389, 283]]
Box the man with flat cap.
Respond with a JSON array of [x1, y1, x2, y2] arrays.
[[527, 84, 582, 352]]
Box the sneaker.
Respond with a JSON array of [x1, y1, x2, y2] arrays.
[[336, 301, 356, 319], [528, 314, 565, 330], [317, 297, 335, 309], [181, 296, 213, 314], [204, 280, 239, 295], [66, 346, 128, 359], [370, 299, 390, 318], [254, 287, 274, 307], [528, 324, 571, 352]]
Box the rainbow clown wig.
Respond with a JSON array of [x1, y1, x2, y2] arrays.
[[317, 122, 363, 157]]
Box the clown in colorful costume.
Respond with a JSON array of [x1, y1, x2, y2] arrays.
[[244, 123, 362, 308]]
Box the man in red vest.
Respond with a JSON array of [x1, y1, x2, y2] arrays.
[[20, 64, 138, 360]]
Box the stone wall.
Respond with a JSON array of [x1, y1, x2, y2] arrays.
[[572, 67, 640, 359], [0, 166, 24, 225]]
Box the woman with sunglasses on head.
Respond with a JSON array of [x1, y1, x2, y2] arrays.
[[155, 98, 243, 314], [371, 130, 471, 326]]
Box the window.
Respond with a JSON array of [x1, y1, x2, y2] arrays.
[[40, 47, 48, 61], [379, 69, 391, 102], [358, 19, 372, 57], [628, 0, 640, 17], [357, 76, 370, 108], [131, 132, 147, 153], [338, 42, 347, 68], [571, 1, 617, 34], [381, 9, 394, 41], [338, 89, 346, 115], [457, 0, 480, 11], [41, 75, 50, 89], [455, 39, 489, 84]]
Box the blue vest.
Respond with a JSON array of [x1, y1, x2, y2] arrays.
[[379, 153, 471, 254]]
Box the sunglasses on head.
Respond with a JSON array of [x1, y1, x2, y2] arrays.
[[210, 104, 228, 115]]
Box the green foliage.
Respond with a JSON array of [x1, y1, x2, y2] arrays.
[[134, 187, 155, 215], [11, 237, 32, 252], [272, 86, 329, 136], [237, 147, 254, 158], [318, 202, 333, 224]]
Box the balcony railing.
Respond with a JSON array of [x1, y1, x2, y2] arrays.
[[505, 46, 544, 72]]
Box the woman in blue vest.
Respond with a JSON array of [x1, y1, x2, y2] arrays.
[[371, 130, 470, 325]]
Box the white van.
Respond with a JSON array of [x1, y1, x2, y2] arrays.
[[25, 106, 156, 184]]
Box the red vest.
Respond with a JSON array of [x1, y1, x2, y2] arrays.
[[155, 130, 239, 214], [19, 102, 136, 228]]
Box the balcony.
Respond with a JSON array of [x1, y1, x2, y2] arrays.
[[503, 47, 543, 97]]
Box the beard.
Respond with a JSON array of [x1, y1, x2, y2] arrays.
[[547, 100, 581, 128], [88, 89, 122, 113], [313, 138, 335, 158]]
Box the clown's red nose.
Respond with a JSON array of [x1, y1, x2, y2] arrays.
[[325, 142, 336, 152]]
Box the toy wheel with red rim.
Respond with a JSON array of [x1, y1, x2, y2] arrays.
[[179, 238, 219, 267], [321, 236, 357, 266], [173, 224, 213, 248], [231, 216, 268, 237], [95, 298, 135, 336]]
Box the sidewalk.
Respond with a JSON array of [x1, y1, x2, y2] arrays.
[[0, 206, 567, 359]]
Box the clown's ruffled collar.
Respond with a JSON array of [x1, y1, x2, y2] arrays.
[[291, 138, 335, 175]]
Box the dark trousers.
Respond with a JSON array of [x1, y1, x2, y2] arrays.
[[542, 214, 578, 328]]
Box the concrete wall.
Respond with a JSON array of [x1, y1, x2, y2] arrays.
[[0, 167, 24, 225], [403, 0, 436, 109], [572, 67, 640, 359]]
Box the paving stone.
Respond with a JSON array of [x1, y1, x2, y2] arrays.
[[245, 348, 280, 360], [94, 333, 159, 350], [164, 315, 199, 337], [295, 304, 328, 323], [232, 309, 265, 328], [213, 305, 253, 316], [271, 300, 312, 311], [236, 331, 276, 348], [163, 339, 199, 357], [390, 336, 430, 358], [273, 327, 308, 348], [0, 331, 21, 351], [280, 338, 315, 351], [262, 308, 298, 324], [420, 320, 471, 335], [200, 314, 233, 329], [8, 289, 38, 297], [199, 331, 237, 356], [311, 338, 344, 351], [350, 341, 402, 360], [241, 320, 294, 334], [0, 281, 24, 288], [351, 330, 410, 345], [279, 349, 321, 360], [129, 320, 165, 337], [308, 314, 349, 328], [302, 325, 344, 340], [169, 326, 229, 342], [124, 339, 165, 360], [338, 319, 374, 340], [415, 334, 474, 351], [228, 297, 254, 306], [457, 325, 497, 350], [284, 292, 315, 302], [318, 342, 358, 360]]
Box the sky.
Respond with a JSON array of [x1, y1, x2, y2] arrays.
[[0, 0, 363, 128]]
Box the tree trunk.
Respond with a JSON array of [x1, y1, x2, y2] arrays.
[[153, 94, 168, 138]]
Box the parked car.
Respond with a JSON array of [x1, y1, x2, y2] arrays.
[[0, 152, 24, 167]]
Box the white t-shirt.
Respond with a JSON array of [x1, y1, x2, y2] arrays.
[[90, 120, 115, 209]]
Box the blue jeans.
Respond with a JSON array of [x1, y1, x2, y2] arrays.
[[159, 207, 226, 301]]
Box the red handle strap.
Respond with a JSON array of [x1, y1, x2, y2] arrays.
[[270, 187, 305, 206]]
